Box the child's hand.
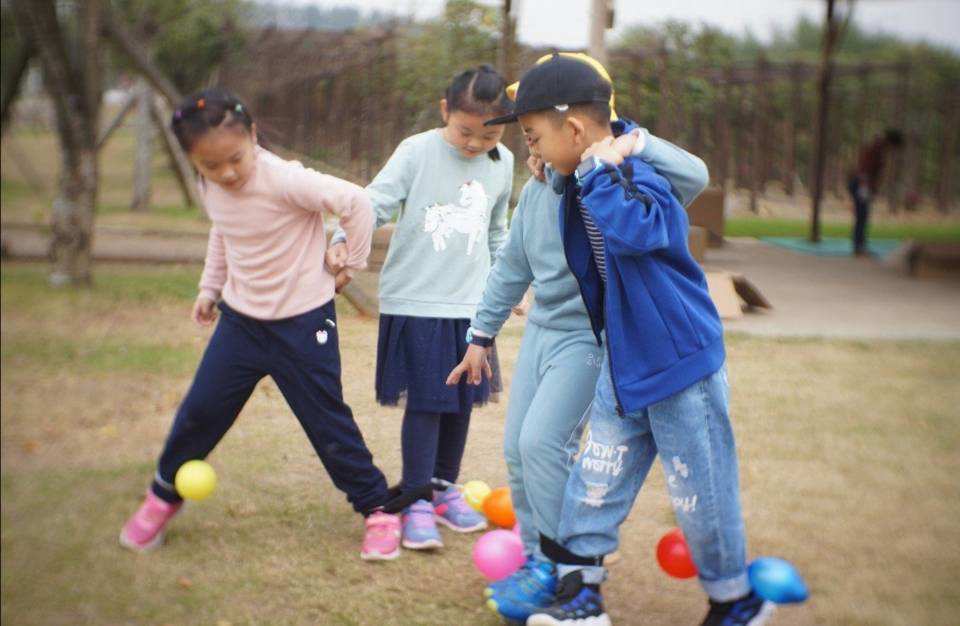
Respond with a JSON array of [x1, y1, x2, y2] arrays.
[[581, 136, 623, 167], [612, 128, 642, 158], [512, 291, 530, 317], [446, 344, 492, 386], [191, 296, 217, 327], [334, 268, 352, 294], [526, 153, 546, 182], [325, 241, 348, 273]]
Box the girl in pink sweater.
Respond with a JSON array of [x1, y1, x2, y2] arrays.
[[120, 89, 407, 561]]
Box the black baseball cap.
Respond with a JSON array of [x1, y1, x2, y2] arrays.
[[484, 53, 612, 126]]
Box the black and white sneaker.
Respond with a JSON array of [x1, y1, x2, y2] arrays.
[[527, 570, 611, 626], [700, 590, 776, 626]]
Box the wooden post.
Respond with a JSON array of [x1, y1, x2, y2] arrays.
[[95, 92, 137, 149], [856, 63, 871, 147], [150, 95, 203, 210], [784, 62, 803, 195], [810, 0, 839, 243], [750, 55, 768, 213], [935, 85, 959, 212], [719, 67, 735, 195], [885, 59, 909, 213], [498, 0, 517, 77], [588, 0, 611, 67], [656, 44, 671, 137], [131, 81, 154, 212]]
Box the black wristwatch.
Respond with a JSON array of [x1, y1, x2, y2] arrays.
[[465, 327, 494, 348]]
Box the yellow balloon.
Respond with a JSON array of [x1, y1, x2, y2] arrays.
[[462, 480, 492, 512], [175, 460, 217, 501]]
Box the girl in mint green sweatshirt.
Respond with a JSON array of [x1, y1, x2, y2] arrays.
[[329, 65, 514, 553]]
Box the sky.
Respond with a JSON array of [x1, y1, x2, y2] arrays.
[[272, 0, 960, 51]]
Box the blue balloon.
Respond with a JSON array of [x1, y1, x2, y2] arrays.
[[748, 557, 809, 604]]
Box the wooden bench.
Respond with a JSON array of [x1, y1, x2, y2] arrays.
[[906, 242, 960, 280], [686, 187, 725, 247]]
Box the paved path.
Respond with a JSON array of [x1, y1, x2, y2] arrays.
[[709, 238, 960, 340], [3, 225, 958, 340]]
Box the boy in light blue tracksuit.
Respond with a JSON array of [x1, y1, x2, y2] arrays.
[[448, 120, 709, 621], [482, 55, 775, 626]]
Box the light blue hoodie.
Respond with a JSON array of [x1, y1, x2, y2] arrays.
[[471, 126, 708, 336]]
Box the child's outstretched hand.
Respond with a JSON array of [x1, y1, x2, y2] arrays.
[[446, 344, 492, 386], [325, 241, 348, 273], [581, 136, 624, 166], [191, 296, 217, 327]]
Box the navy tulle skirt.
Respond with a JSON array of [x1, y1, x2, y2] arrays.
[[376, 315, 501, 414]]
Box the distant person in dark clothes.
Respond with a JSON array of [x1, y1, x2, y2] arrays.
[[848, 128, 904, 255]]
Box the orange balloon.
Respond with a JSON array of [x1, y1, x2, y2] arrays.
[[482, 486, 516, 528]]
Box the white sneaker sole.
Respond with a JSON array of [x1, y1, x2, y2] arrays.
[[401, 537, 443, 550], [118, 529, 165, 553], [748, 601, 777, 625], [433, 514, 487, 533], [360, 547, 400, 561], [527, 613, 612, 626]]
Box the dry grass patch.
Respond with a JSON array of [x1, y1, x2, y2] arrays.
[[2, 263, 959, 625]]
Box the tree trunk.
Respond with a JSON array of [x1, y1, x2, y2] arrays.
[[131, 82, 153, 212], [50, 145, 97, 285], [1, 35, 33, 133], [12, 0, 102, 285], [810, 0, 838, 242]]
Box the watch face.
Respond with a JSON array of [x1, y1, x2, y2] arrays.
[[576, 157, 599, 181]]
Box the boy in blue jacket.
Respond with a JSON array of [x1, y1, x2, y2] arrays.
[[483, 54, 773, 626], [448, 54, 712, 625]]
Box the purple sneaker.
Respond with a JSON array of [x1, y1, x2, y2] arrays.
[[402, 499, 443, 550], [433, 489, 487, 533]]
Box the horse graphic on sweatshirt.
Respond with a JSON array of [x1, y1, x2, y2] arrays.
[[422, 180, 490, 255]]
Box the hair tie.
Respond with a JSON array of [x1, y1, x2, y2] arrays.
[[197, 98, 205, 110], [173, 109, 182, 120]]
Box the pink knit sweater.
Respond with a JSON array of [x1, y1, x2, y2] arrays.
[[197, 147, 373, 320]]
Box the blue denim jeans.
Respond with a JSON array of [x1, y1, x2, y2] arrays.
[[556, 349, 750, 602]]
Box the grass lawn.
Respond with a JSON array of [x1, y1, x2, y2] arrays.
[[726, 216, 960, 242], [2, 262, 959, 626]]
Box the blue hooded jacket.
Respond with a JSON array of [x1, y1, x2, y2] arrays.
[[560, 119, 724, 414]]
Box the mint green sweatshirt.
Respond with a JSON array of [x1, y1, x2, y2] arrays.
[[471, 127, 708, 336], [365, 129, 514, 318]]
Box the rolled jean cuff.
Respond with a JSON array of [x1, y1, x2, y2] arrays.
[[700, 571, 750, 602], [558, 564, 607, 585]]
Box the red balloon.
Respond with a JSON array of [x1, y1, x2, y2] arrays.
[[656, 528, 698, 579]]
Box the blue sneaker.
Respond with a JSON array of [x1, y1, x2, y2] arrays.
[[700, 590, 776, 626], [401, 500, 442, 550], [433, 489, 487, 533], [527, 570, 610, 626], [484, 555, 536, 598], [486, 559, 557, 622]]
